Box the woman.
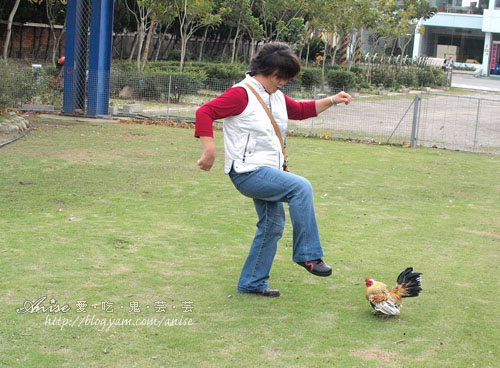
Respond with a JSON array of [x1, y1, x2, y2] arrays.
[[195, 43, 351, 297]]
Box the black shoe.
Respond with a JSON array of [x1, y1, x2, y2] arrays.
[[249, 289, 280, 297], [297, 259, 332, 277]]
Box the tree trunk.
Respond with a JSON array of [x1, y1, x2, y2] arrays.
[[163, 33, 176, 60], [400, 36, 413, 65], [46, 1, 58, 64], [305, 41, 310, 67], [231, 22, 241, 64], [154, 28, 169, 61], [321, 45, 327, 90], [31, 27, 37, 58], [249, 38, 256, 60], [198, 26, 209, 61], [234, 34, 243, 62], [128, 34, 139, 62], [53, 19, 67, 64], [390, 39, 397, 56], [221, 26, 232, 59], [179, 35, 188, 72], [141, 15, 157, 72], [331, 46, 338, 67], [3, 0, 21, 60], [136, 24, 146, 71]]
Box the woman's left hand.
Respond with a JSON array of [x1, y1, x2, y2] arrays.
[[332, 91, 352, 106], [315, 91, 353, 114]]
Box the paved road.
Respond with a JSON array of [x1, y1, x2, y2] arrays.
[[451, 72, 500, 93]]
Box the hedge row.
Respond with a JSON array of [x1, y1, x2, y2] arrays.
[[327, 66, 448, 91], [0, 61, 62, 110], [114, 61, 448, 92]]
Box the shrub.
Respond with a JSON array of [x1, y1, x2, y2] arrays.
[[168, 49, 191, 61], [144, 61, 179, 73], [169, 73, 205, 103], [111, 71, 206, 103], [299, 68, 322, 88], [370, 69, 393, 88], [0, 62, 62, 109], [431, 67, 448, 86], [416, 68, 435, 87], [396, 69, 417, 87], [203, 63, 246, 81], [0, 61, 15, 109], [327, 69, 356, 91]]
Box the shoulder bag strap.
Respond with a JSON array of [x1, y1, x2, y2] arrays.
[[244, 82, 289, 171]]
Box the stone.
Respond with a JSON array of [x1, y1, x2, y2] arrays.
[[119, 86, 134, 99], [17, 120, 28, 131], [122, 104, 143, 114], [0, 123, 20, 134], [380, 90, 389, 96], [109, 106, 119, 115], [21, 104, 55, 112]]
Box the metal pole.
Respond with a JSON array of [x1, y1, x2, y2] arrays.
[[473, 99, 481, 152], [386, 97, 416, 144], [63, 0, 91, 114], [87, 0, 115, 116], [410, 94, 420, 147], [167, 75, 172, 121]]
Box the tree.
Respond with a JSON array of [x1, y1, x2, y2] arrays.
[[397, 0, 436, 61], [2, 0, 21, 60], [280, 17, 306, 48], [125, 0, 151, 70], [138, 0, 176, 71], [256, 0, 306, 42], [220, 0, 250, 64], [28, 1, 67, 63], [173, 0, 221, 72], [371, 0, 435, 58], [307, 0, 377, 84], [240, 2, 264, 59]]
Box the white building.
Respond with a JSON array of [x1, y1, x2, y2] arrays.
[[413, 0, 500, 76]]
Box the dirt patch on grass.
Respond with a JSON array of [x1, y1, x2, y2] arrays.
[[102, 264, 131, 275], [457, 227, 500, 238], [352, 349, 400, 366]]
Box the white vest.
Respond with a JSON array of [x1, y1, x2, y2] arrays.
[[223, 75, 288, 174]]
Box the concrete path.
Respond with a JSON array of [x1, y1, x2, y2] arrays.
[[451, 72, 500, 93]]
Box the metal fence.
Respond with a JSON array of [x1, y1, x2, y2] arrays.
[[3, 68, 499, 154], [417, 93, 500, 153], [292, 92, 500, 154], [63, 0, 92, 114]]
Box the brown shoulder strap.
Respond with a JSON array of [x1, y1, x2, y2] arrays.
[[244, 82, 289, 171]]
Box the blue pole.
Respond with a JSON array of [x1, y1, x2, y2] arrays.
[[63, 0, 90, 114], [87, 0, 115, 116]]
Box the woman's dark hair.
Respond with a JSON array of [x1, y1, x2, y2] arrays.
[[249, 42, 301, 80]]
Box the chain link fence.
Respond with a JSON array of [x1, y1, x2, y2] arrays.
[[2, 67, 499, 154], [417, 93, 500, 153], [62, 0, 92, 114]]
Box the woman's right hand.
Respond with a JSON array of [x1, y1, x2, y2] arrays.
[[198, 136, 216, 171], [198, 150, 216, 171]]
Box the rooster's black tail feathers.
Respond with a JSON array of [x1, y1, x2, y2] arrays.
[[397, 267, 422, 298]]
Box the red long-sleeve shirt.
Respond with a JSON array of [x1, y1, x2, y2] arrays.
[[195, 87, 317, 137]]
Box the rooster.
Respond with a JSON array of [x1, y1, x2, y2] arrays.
[[365, 267, 422, 316]]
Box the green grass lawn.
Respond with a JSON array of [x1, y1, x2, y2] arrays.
[[1, 117, 499, 367]]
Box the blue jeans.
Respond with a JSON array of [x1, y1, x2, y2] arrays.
[[229, 166, 324, 293]]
